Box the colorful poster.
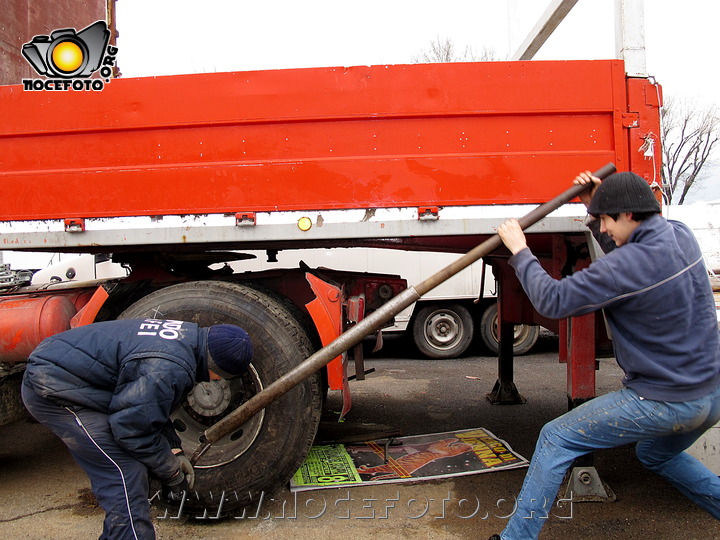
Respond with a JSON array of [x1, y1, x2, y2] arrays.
[[291, 444, 363, 488], [291, 427, 528, 491]]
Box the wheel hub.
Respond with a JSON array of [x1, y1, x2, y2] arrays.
[[426, 311, 460, 347], [186, 380, 232, 417], [171, 365, 265, 468]]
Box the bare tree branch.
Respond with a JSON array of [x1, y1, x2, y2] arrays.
[[411, 37, 500, 63], [661, 96, 719, 204]]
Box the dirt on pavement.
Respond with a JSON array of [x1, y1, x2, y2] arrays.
[[0, 335, 717, 539]]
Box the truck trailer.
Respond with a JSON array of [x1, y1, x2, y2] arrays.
[[0, 56, 662, 514]]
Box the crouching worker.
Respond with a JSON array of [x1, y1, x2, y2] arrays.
[[22, 318, 253, 540], [488, 171, 720, 540]]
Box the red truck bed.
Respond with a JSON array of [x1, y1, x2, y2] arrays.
[[0, 60, 657, 223]]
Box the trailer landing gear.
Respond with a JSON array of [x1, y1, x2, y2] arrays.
[[564, 466, 617, 502], [486, 319, 527, 405]]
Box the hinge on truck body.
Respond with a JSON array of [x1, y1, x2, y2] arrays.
[[622, 112, 640, 128]]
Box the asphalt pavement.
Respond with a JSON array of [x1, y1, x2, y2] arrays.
[[0, 333, 717, 539]]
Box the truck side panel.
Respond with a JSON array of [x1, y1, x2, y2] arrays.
[[1, 60, 633, 221]]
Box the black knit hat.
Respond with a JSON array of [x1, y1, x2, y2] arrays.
[[207, 324, 253, 378], [587, 172, 660, 216]]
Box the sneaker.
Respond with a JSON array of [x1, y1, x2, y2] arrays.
[[487, 536, 502, 540]]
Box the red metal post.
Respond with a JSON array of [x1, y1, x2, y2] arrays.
[[565, 257, 597, 404], [566, 312, 597, 402]]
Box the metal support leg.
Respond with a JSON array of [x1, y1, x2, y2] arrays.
[[563, 305, 614, 501], [487, 259, 527, 405], [551, 238, 614, 501], [487, 320, 527, 404], [566, 312, 597, 404]]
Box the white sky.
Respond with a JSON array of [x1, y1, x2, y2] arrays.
[[115, 0, 720, 108]]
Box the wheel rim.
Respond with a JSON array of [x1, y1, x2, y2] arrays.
[[171, 364, 265, 468], [490, 313, 533, 345], [424, 310, 463, 351]]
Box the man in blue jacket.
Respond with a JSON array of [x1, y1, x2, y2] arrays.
[[488, 171, 720, 540], [22, 318, 253, 540]]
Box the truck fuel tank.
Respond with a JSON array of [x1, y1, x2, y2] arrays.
[[0, 295, 78, 363]]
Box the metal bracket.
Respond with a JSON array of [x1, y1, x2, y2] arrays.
[[0, 264, 32, 289], [418, 206, 439, 221], [346, 295, 366, 380], [64, 218, 85, 232], [564, 466, 616, 502], [235, 212, 256, 226]]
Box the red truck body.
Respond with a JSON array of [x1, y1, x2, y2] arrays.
[[1, 60, 658, 223], [0, 59, 662, 514]]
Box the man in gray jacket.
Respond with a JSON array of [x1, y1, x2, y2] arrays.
[[488, 171, 720, 540]]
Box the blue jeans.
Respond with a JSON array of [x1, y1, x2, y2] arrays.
[[22, 381, 156, 540], [501, 384, 720, 540]]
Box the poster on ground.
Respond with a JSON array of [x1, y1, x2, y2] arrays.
[[291, 427, 528, 491]]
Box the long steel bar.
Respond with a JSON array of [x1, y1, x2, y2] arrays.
[[190, 162, 616, 464]]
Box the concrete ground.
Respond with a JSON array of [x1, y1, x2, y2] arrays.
[[0, 334, 717, 539]]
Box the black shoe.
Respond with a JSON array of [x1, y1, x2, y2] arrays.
[[488, 536, 501, 540]]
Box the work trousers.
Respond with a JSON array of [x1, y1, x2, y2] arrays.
[[501, 384, 720, 540], [21, 381, 156, 540]]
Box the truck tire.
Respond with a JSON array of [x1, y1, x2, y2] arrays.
[[412, 303, 474, 359], [479, 302, 539, 356], [118, 280, 322, 517]]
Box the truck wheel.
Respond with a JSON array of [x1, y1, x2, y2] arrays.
[[118, 280, 322, 517], [412, 303, 474, 359], [479, 302, 539, 356]]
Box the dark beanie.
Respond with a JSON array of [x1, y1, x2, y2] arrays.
[[587, 172, 660, 216], [207, 325, 253, 378]]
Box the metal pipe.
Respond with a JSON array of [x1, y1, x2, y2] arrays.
[[190, 162, 616, 464]]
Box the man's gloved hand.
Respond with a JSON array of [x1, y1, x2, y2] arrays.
[[177, 452, 195, 489], [162, 470, 189, 502], [162, 450, 195, 501]]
